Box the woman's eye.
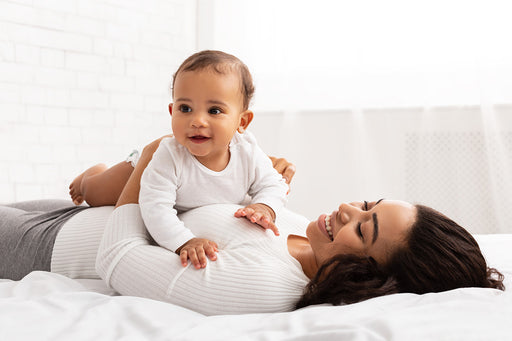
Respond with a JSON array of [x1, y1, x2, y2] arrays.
[[363, 201, 369, 211], [357, 223, 364, 239], [209, 107, 222, 115], [179, 105, 192, 113]]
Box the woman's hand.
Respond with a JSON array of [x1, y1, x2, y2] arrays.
[[176, 238, 218, 269], [234, 203, 280, 236], [269, 156, 296, 185]]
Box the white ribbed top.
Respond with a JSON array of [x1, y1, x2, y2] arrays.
[[51, 206, 114, 279], [96, 204, 310, 315]]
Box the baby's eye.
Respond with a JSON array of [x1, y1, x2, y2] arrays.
[[209, 107, 222, 115], [179, 105, 192, 113]]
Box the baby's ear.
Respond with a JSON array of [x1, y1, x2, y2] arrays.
[[238, 110, 254, 133], [168, 103, 173, 116]]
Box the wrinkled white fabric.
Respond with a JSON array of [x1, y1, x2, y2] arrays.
[[1, 267, 512, 341]]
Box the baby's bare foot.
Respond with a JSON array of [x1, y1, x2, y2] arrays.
[[69, 174, 85, 205], [69, 164, 107, 205]]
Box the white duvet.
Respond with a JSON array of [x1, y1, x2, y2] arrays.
[[1, 234, 512, 341]]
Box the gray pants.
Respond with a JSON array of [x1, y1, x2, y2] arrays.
[[0, 200, 88, 280]]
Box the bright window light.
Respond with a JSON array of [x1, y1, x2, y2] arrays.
[[198, 0, 512, 110]]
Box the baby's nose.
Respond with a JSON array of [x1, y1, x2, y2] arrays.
[[191, 113, 207, 127]]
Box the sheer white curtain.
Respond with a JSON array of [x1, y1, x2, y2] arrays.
[[197, 0, 512, 233]]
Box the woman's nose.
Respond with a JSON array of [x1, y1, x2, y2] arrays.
[[338, 202, 361, 224]]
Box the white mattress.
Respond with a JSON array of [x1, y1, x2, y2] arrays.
[[1, 234, 512, 341]]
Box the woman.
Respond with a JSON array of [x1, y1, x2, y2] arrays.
[[0, 138, 505, 315]]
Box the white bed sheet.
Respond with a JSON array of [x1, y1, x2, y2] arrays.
[[1, 234, 512, 341]]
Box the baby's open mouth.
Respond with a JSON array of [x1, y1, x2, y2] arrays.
[[190, 135, 210, 142]]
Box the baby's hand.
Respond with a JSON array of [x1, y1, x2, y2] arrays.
[[176, 238, 218, 269], [234, 204, 279, 236]]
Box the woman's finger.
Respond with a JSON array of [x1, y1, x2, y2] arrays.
[[271, 157, 287, 174], [269, 157, 296, 184], [281, 164, 296, 184]]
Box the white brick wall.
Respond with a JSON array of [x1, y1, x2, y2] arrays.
[[0, 0, 197, 203]]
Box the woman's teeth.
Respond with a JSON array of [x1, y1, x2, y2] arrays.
[[325, 215, 333, 240]]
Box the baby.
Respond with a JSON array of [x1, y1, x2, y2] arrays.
[[139, 50, 289, 269], [69, 51, 289, 269]]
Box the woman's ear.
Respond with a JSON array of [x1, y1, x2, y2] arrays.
[[168, 103, 173, 117], [238, 110, 254, 133]]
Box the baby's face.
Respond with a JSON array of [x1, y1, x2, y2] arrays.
[[171, 69, 247, 170]]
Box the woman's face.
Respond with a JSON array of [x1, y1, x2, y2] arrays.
[[306, 199, 416, 267]]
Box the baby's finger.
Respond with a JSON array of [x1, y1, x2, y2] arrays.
[[244, 207, 255, 216], [250, 211, 263, 223], [204, 243, 217, 261], [234, 208, 246, 218], [188, 249, 201, 269], [180, 250, 189, 267], [209, 241, 219, 253], [196, 247, 207, 268], [263, 219, 280, 236], [240, 208, 255, 221]]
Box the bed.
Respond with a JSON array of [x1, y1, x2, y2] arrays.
[[1, 233, 511, 340]]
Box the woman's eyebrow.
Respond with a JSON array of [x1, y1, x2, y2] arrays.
[[372, 212, 379, 244]]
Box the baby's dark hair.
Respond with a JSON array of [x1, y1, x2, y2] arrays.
[[172, 50, 255, 111], [295, 204, 505, 309]]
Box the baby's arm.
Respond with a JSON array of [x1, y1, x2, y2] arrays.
[[139, 140, 218, 268], [235, 155, 297, 234], [235, 138, 290, 235]]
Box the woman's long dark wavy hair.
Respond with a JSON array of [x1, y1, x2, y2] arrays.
[[295, 204, 505, 309]]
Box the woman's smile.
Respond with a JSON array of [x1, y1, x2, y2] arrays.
[[317, 211, 338, 241], [316, 213, 330, 240]]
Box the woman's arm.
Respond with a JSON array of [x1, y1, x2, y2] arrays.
[[268, 156, 296, 185], [115, 136, 167, 207]]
